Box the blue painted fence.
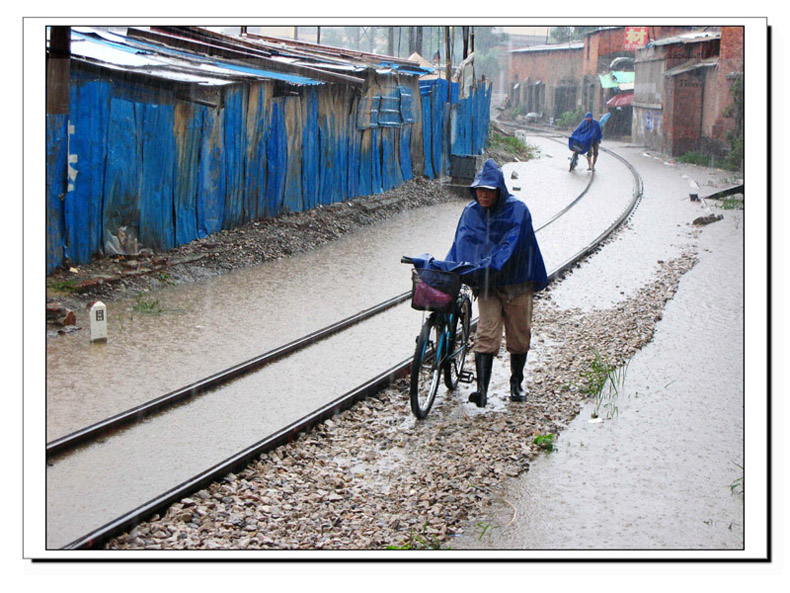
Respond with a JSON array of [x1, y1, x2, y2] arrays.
[[46, 71, 490, 272]]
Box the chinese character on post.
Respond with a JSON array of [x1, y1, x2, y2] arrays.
[[624, 26, 649, 50]]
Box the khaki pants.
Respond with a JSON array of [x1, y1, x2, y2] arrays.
[[474, 286, 534, 355]]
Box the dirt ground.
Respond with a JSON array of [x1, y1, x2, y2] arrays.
[[46, 144, 522, 325]]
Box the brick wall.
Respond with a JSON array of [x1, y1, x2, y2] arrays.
[[664, 71, 703, 155], [584, 28, 631, 76], [510, 47, 583, 84], [712, 26, 744, 144], [509, 46, 584, 120]]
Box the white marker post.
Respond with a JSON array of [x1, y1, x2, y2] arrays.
[[90, 301, 107, 342]]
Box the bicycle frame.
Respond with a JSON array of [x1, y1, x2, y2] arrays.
[[419, 310, 455, 369], [417, 303, 470, 382]]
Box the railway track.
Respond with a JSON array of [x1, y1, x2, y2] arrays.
[[56, 133, 643, 549]]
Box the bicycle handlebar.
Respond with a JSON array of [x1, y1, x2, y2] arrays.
[[400, 256, 414, 265]]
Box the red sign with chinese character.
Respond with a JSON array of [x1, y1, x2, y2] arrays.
[[624, 26, 649, 50]]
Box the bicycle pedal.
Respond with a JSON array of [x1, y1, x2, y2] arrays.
[[458, 371, 475, 384]]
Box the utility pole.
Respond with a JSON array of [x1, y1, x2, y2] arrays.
[[445, 26, 452, 96], [47, 26, 70, 116], [388, 27, 394, 56], [415, 26, 423, 56], [462, 26, 469, 59]]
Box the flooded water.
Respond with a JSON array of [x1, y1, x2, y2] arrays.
[[45, 137, 636, 548], [450, 145, 745, 551], [46, 202, 463, 440]]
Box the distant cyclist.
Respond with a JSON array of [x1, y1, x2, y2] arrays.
[[570, 112, 603, 171]]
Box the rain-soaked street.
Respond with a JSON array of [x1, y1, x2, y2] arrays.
[[45, 135, 638, 549], [451, 144, 745, 551]]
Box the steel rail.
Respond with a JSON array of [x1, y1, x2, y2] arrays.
[[46, 291, 411, 458], [47, 139, 595, 459], [62, 143, 643, 550]]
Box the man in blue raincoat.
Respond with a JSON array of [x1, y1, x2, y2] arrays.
[[447, 159, 548, 407], [570, 112, 603, 171]]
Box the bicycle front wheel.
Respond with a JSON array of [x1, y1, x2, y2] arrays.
[[444, 296, 472, 390], [410, 315, 443, 419]]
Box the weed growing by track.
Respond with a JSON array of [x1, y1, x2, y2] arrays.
[[532, 433, 557, 452], [581, 350, 630, 420], [132, 293, 164, 315], [487, 131, 538, 161]]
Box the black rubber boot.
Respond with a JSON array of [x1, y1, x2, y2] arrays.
[[468, 352, 494, 408], [509, 352, 528, 402]]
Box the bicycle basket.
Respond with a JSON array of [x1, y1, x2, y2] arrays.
[[410, 268, 461, 312], [570, 140, 587, 153]]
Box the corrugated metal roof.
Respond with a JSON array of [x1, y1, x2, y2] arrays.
[[664, 58, 719, 76], [243, 31, 430, 76], [509, 41, 584, 54], [70, 28, 325, 86], [649, 31, 720, 47], [376, 61, 435, 76]]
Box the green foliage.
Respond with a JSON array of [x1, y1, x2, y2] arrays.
[[719, 196, 744, 210], [581, 351, 628, 420], [385, 522, 444, 549], [722, 74, 744, 171], [730, 463, 744, 495], [556, 107, 586, 130], [487, 131, 538, 160], [49, 278, 78, 293], [477, 521, 500, 540], [132, 293, 163, 315], [676, 151, 718, 167], [723, 130, 744, 172], [532, 433, 556, 452]]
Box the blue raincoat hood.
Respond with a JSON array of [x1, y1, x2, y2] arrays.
[[569, 113, 602, 152], [429, 159, 548, 292]]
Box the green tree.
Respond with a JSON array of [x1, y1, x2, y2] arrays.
[[723, 73, 744, 171]]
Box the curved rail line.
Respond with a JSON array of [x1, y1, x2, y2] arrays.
[[47, 144, 595, 459], [62, 138, 643, 550]]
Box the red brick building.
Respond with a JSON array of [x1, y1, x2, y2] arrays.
[[506, 25, 738, 152], [507, 41, 584, 121], [632, 27, 744, 156]]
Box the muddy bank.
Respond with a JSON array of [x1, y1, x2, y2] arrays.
[[46, 176, 457, 314]]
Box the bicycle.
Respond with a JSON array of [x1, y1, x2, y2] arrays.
[[568, 139, 587, 172], [401, 256, 474, 419]]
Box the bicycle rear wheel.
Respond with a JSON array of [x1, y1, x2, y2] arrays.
[[444, 296, 472, 389], [569, 152, 578, 172], [410, 315, 443, 419]]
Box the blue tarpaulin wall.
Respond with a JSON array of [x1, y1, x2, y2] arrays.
[[419, 79, 491, 180], [46, 114, 68, 273], [47, 69, 490, 271]]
